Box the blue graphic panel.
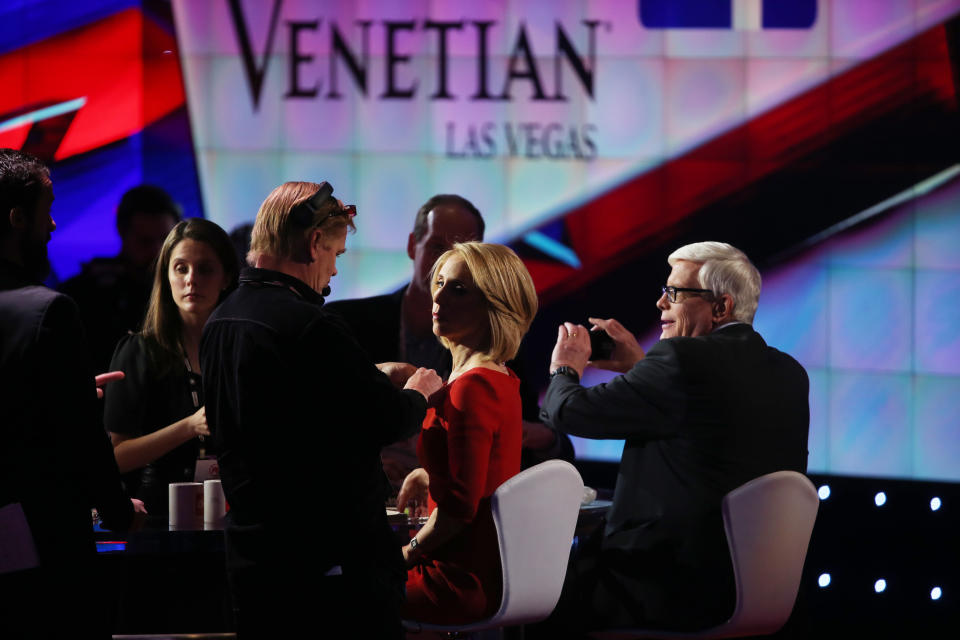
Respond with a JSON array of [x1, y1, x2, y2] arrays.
[[762, 0, 817, 29], [640, 0, 731, 29], [639, 0, 816, 29]]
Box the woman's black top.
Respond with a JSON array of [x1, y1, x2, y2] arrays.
[[104, 333, 207, 524]]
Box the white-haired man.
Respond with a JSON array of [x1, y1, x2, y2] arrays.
[[540, 242, 809, 634]]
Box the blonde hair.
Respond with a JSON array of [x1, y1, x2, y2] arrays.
[[248, 181, 355, 264], [431, 242, 538, 362], [668, 241, 761, 323]]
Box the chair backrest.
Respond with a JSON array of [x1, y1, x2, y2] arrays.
[[488, 459, 584, 626], [720, 470, 819, 636]]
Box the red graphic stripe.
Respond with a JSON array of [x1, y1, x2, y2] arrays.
[[0, 8, 185, 161], [532, 25, 957, 301]]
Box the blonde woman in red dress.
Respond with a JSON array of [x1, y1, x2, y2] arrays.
[[397, 242, 538, 625]]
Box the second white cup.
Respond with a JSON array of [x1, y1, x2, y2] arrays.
[[203, 479, 226, 529]]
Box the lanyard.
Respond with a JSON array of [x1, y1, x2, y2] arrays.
[[182, 354, 200, 409], [182, 352, 206, 458]]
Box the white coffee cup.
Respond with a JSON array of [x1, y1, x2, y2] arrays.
[[169, 482, 204, 530], [203, 479, 226, 530]]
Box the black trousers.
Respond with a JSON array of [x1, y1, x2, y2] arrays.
[[0, 560, 114, 640], [228, 560, 405, 639], [529, 527, 734, 639]]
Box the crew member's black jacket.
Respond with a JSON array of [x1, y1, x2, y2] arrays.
[[200, 267, 428, 636]]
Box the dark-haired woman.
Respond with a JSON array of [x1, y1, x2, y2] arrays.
[[104, 218, 238, 524]]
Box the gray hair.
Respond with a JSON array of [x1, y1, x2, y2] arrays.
[[667, 242, 761, 324]]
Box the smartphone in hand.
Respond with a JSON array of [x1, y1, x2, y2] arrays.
[[589, 328, 615, 360]]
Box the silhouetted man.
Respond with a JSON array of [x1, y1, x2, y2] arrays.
[[1, 148, 136, 639], [60, 185, 180, 371]]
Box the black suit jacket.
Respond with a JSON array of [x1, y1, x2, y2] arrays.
[[1, 260, 133, 638], [541, 323, 809, 627], [325, 286, 406, 367]]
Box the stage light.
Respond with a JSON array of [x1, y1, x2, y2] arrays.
[[818, 573, 831, 587], [875, 579, 887, 593], [874, 491, 887, 506], [818, 485, 831, 500], [931, 587, 942, 600], [930, 497, 941, 511]]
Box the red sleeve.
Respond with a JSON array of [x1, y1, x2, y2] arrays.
[[430, 372, 501, 522]]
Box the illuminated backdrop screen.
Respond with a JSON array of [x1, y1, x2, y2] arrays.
[[171, 0, 960, 298]]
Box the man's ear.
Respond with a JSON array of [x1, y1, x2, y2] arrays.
[[306, 228, 323, 263], [8, 206, 27, 231], [407, 232, 417, 261], [712, 293, 735, 324]]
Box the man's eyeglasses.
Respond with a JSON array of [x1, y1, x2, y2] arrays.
[[661, 286, 714, 303]]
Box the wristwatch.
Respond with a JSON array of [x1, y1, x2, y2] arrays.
[[409, 537, 419, 552], [549, 365, 580, 383]]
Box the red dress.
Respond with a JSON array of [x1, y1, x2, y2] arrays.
[[403, 367, 523, 624]]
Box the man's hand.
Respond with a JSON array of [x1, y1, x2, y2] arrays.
[[396, 467, 429, 518], [94, 371, 125, 399], [587, 317, 645, 373], [376, 362, 417, 388], [549, 322, 591, 378], [403, 367, 443, 402]]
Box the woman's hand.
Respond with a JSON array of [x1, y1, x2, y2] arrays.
[[401, 541, 418, 567], [397, 467, 429, 518], [112, 407, 211, 474], [182, 406, 210, 439], [587, 317, 645, 372]]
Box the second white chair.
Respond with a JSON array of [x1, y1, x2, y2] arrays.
[[593, 470, 819, 639]]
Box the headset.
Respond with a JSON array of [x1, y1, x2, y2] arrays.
[[289, 181, 335, 228]]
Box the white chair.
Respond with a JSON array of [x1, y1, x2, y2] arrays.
[[594, 470, 819, 639], [404, 459, 584, 636]]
